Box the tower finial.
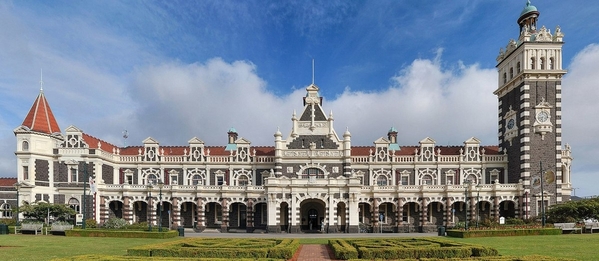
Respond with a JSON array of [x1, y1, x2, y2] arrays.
[[312, 59, 315, 85], [40, 68, 43, 92]]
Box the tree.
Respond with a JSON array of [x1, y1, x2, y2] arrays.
[[547, 197, 599, 223], [20, 202, 77, 223]]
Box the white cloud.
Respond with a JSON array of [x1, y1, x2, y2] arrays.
[[562, 44, 599, 197]]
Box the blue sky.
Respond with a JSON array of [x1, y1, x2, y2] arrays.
[[1, 1, 599, 197]]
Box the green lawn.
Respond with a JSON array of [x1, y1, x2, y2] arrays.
[[0, 234, 597, 260], [446, 234, 599, 261]]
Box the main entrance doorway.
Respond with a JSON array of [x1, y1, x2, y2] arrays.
[[300, 199, 326, 232]]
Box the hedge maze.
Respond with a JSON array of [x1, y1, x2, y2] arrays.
[[329, 238, 499, 260], [127, 238, 299, 259]]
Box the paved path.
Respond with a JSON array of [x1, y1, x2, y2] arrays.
[[294, 244, 337, 261]]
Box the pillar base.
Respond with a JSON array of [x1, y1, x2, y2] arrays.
[[347, 225, 359, 233], [289, 225, 301, 233], [267, 225, 281, 233], [195, 226, 206, 232], [246, 226, 254, 233], [220, 224, 228, 232]]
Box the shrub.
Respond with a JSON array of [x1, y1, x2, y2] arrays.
[[103, 217, 128, 229], [0, 218, 17, 226], [85, 218, 98, 228], [126, 221, 149, 230]]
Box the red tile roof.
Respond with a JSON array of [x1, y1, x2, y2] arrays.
[[0, 178, 18, 187], [83, 133, 118, 152], [21, 91, 61, 134]]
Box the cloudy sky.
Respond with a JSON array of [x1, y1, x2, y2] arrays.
[[1, 1, 598, 196]]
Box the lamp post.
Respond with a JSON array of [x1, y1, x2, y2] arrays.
[[82, 162, 88, 229], [14, 182, 22, 226], [476, 183, 482, 229], [146, 183, 153, 232], [157, 180, 164, 232], [464, 180, 472, 230], [540, 161, 546, 227]]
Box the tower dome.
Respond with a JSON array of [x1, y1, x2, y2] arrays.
[[517, 0, 540, 33]]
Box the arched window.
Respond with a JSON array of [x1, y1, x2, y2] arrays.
[[1, 204, 12, 218], [509, 67, 514, 79], [422, 175, 433, 185], [540, 57, 545, 70], [238, 175, 249, 186], [147, 174, 157, 185], [549, 57, 555, 70], [302, 168, 324, 179], [530, 57, 536, 70], [376, 176, 388, 186], [191, 174, 202, 185], [517, 62, 521, 73], [503, 73, 507, 84], [466, 174, 478, 184], [22, 141, 29, 151]]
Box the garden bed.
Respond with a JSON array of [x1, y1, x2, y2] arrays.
[[446, 228, 561, 238], [65, 229, 178, 239]]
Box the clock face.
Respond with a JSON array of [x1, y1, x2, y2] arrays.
[[507, 118, 515, 130], [537, 111, 549, 123]]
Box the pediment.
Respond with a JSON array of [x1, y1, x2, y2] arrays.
[[464, 137, 481, 145], [188, 137, 205, 144], [13, 125, 31, 133], [64, 125, 83, 133], [373, 137, 390, 144], [235, 137, 252, 144], [419, 137, 436, 145], [142, 137, 159, 145]]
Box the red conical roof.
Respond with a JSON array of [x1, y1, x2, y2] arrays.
[[21, 91, 61, 134]]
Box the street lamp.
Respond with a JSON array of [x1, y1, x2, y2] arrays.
[[540, 162, 546, 227], [146, 183, 153, 232], [14, 182, 22, 226], [476, 183, 482, 228], [157, 180, 164, 232], [82, 162, 88, 229], [463, 180, 472, 230]]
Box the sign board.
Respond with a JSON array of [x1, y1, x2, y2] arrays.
[[76, 214, 83, 225], [499, 216, 505, 225]]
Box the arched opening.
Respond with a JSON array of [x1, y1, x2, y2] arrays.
[[205, 202, 223, 228], [300, 199, 326, 232], [376, 175, 388, 186], [157, 201, 172, 229], [477, 200, 492, 222], [253, 202, 267, 229], [302, 168, 324, 179], [422, 174, 433, 185], [499, 201, 516, 218], [132, 201, 148, 224], [402, 202, 420, 232], [147, 174, 157, 185], [428, 202, 444, 226], [108, 201, 123, 219], [191, 174, 202, 185], [237, 175, 249, 186], [230, 202, 247, 229], [180, 202, 197, 228], [22, 141, 29, 151], [451, 201, 467, 225], [337, 202, 347, 233], [280, 202, 289, 232]]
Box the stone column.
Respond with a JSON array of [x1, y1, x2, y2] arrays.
[[246, 199, 254, 233], [148, 195, 155, 226], [421, 198, 428, 229], [99, 196, 107, 225], [372, 198, 379, 233], [396, 198, 404, 232], [123, 196, 132, 224], [196, 197, 205, 232], [221, 198, 229, 232], [493, 197, 500, 221], [445, 198, 453, 226], [172, 197, 180, 228]]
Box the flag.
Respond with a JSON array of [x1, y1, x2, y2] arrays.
[[89, 176, 97, 194]]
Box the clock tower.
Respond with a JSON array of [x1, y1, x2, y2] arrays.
[[494, 1, 572, 219]]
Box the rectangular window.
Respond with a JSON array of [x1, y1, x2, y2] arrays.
[[126, 174, 133, 185], [23, 166, 29, 180], [170, 175, 178, 185], [71, 168, 78, 183], [401, 176, 409, 185], [217, 176, 224, 186], [490, 174, 498, 183], [446, 175, 454, 185]]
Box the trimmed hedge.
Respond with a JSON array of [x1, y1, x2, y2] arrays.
[[330, 238, 498, 260], [65, 229, 178, 239], [51, 254, 284, 261], [446, 228, 562, 238], [127, 238, 299, 259]]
